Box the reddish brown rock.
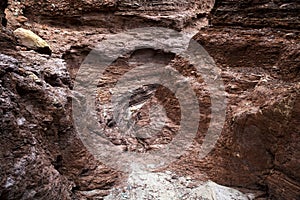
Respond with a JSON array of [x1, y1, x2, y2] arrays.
[[211, 0, 300, 29], [266, 172, 300, 200], [8, 0, 214, 30], [186, 0, 300, 198], [0, 0, 299, 199], [0, 0, 16, 55]]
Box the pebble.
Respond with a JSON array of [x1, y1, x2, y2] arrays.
[[165, 170, 172, 175], [16, 16, 28, 23], [178, 177, 186, 183], [54, 30, 61, 34], [17, 117, 26, 126]]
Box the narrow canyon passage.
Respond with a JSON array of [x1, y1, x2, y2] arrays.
[[0, 0, 299, 199]]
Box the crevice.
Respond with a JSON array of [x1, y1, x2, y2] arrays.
[[62, 45, 91, 88], [0, 0, 8, 27], [52, 155, 63, 171], [210, 22, 300, 31]]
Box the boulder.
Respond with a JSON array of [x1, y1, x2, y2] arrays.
[[13, 28, 52, 56]]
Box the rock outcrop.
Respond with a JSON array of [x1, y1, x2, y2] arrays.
[[0, 0, 16, 55], [186, 0, 300, 199], [0, 52, 119, 199], [211, 0, 300, 29], [0, 0, 299, 199], [10, 0, 214, 30]]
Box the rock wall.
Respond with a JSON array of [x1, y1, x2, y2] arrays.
[[0, 52, 119, 199], [0, 0, 16, 55], [211, 0, 300, 29], [188, 0, 300, 199], [0, 0, 299, 199], [8, 0, 214, 30]]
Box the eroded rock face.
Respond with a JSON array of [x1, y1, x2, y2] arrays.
[[0, 0, 299, 199], [211, 0, 300, 29], [183, 1, 300, 199], [0, 0, 16, 55], [195, 28, 300, 81], [9, 0, 214, 30], [0, 53, 119, 199]]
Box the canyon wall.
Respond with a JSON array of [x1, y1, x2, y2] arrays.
[[190, 0, 299, 199], [0, 0, 299, 199], [211, 0, 300, 29]]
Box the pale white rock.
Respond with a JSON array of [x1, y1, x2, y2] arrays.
[[104, 169, 254, 200], [14, 28, 52, 55], [17, 117, 26, 126], [4, 176, 15, 188]]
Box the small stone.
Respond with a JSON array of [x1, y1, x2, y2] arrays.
[[186, 182, 198, 189], [165, 171, 172, 175], [4, 177, 15, 188], [16, 15, 28, 23], [127, 185, 132, 190], [16, 46, 27, 51], [171, 174, 178, 179], [28, 73, 41, 83], [179, 177, 186, 183], [284, 33, 296, 39], [230, 84, 239, 90], [17, 117, 26, 126]]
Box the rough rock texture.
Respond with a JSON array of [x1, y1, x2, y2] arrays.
[[1, 0, 299, 199], [105, 169, 255, 200], [211, 0, 300, 29], [94, 26, 299, 198], [0, 53, 119, 199], [185, 1, 300, 199], [0, 30, 16, 56], [0, 0, 16, 55], [7, 0, 213, 30]]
